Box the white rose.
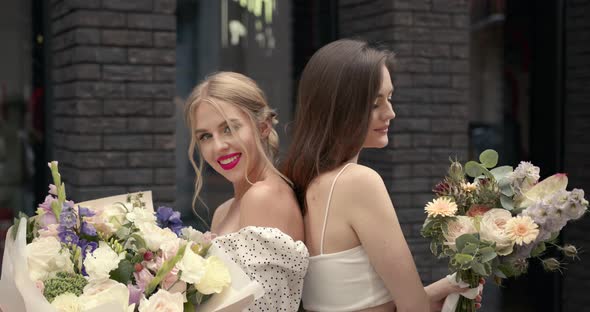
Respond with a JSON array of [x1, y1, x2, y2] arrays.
[[87, 203, 129, 235], [26, 236, 74, 281], [176, 243, 206, 284], [160, 237, 183, 260], [80, 279, 133, 312], [51, 293, 82, 312], [138, 289, 184, 312], [180, 226, 205, 243], [480, 208, 515, 256], [138, 223, 178, 251], [196, 256, 231, 295], [126, 206, 157, 228], [443, 216, 477, 251], [83, 242, 121, 282]]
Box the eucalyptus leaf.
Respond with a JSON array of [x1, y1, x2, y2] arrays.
[[479, 149, 499, 168], [500, 183, 515, 197], [471, 261, 487, 275], [455, 233, 480, 252], [493, 268, 507, 279], [454, 253, 474, 265], [480, 250, 497, 263], [490, 166, 514, 180], [462, 243, 478, 255], [479, 247, 495, 255], [500, 195, 514, 210], [465, 161, 484, 178], [531, 242, 546, 257]]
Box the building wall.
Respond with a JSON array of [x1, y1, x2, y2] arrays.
[[48, 0, 177, 206], [562, 0, 590, 310], [338, 0, 471, 285]]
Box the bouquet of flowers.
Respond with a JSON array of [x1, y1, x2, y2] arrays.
[[421, 150, 588, 312], [0, 161, 262, 312]]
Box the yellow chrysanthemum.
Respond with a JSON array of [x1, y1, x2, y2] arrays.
[[424, 197, 458, 217], [505, 216, 539, 245]]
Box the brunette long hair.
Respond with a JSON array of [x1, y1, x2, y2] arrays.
[[282, 39, 395, 212]]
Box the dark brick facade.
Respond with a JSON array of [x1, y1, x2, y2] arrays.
[[562, 0, 590, 310], [339, 0, 470, 285], [49, 0, 176, 206]]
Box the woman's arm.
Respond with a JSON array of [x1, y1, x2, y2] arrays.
[[338, 165, 429, 312]]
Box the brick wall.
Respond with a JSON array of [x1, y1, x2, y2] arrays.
[[562, 0, 590, 310], [49, 0, 176, 206], [339, 0, 470, 284]]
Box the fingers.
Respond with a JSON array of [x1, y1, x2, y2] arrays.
[[480, 278, 486, 285], [476, 303, 482, 309], [475, 295, 482, 303]]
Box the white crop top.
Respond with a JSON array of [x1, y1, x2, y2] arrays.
[[302, 164, 393, 311]]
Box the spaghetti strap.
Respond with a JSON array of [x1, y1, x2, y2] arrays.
[[319, 163, 354, 254]]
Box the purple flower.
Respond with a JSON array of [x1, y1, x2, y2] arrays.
[[78, 239, 98, 254], [127, 284, 144, 306], [39, 195, 56, 213], [58, 229, 79, 245], [78, 206, 96, 218], [59, 208, 77, 229], [48, 184, 58, 196], [81, 221, 97, 236], [156, 206, 183, 235], [40, 212, 58, 227]]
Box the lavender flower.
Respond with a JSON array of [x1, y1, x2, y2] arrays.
[[81, 221, 97, 236], [156, 206, 183, 235], [59, 208, 77, 229], [78, 206, 96, 218], [58, 229, 79, 245], [564, 189, 588, 220], [78, 240, 99, 256], [509, 161, 540, 194]]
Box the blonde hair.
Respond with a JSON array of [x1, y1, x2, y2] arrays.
[[184, 72, 287, 219]]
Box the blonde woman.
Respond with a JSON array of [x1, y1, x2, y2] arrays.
[[184, 72, 308, 311]]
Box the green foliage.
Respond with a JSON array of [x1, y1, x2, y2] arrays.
[[43, 272, 88, 303]]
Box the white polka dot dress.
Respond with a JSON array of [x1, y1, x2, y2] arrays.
[[212, 226, 309, 312]]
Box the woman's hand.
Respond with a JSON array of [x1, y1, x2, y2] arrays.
[[424, 277, 484, 311]]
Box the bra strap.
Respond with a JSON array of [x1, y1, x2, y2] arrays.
[[320, 163, 353, 254]]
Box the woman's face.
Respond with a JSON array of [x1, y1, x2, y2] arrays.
[[363, 65, 396, 149], [193, 100, 262, 184]]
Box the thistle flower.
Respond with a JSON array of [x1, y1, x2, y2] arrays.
[[461, 182, 477, 193], [433, 181, 451, 196]]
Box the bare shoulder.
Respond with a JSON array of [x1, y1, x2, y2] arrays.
[[337, 164, 388, 195], [211, 198, 233, 231], [334, 164, 392, 217], [240, 178, 303, 240], [241, 179, 299, 216]]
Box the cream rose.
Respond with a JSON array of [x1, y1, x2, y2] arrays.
[[80, 279, 134, 312], [51, 293, 82, 312], [138, 289, 184, 312], [87, 203, 129, 235], [83, 242, 121, 282], [443, 216, 477, 250], [176, 243, 206, 284], [126, 206, 157, 228], [196, 256, 231, 295], [26, 236, 74, 281], [138, 223, 178, 251], [479, 208, 515, 256]]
